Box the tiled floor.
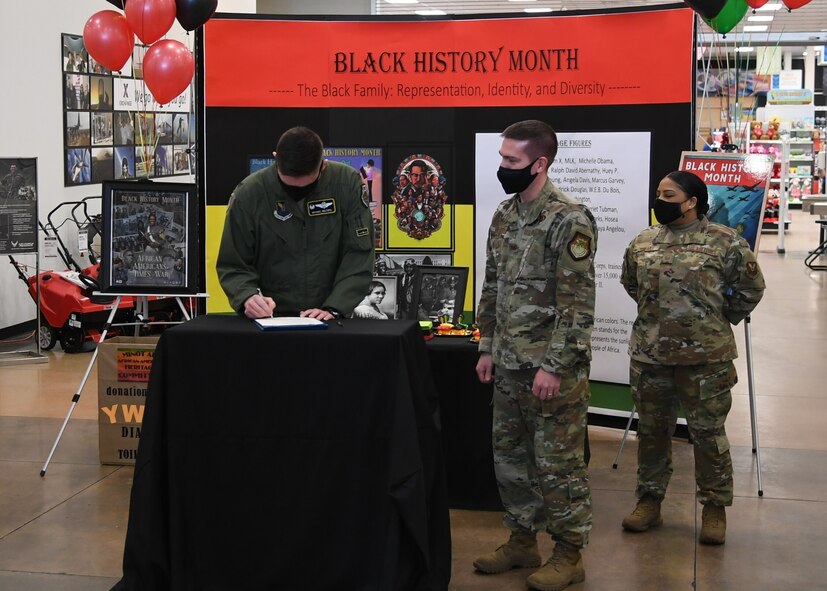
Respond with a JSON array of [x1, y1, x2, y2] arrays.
[[1, 208, 826, 590]]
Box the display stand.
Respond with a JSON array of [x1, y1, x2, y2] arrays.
[[0, 255, 48, 365], [612, 318, 764, 496], [1, 158, 47, 366], [39, 292, 207, 476]]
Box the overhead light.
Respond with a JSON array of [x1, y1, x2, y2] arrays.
[[747, 15, 774, 22], [743, 25, 768, 32], [415, 9, 446, 15], [385, 0, 418, 3], [735, 47, 755, 52], [524, 7, 553, 12], [757, 2, 783, 10]]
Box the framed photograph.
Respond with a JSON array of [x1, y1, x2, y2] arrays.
[[409, 265, 468, 324], [375, 253, 452, 319], [351, 275, 399, 320], [100, 180, 198, 294]]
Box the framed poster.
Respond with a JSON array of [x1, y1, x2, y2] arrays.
[[385, 144, 453, 250], [678, 151, 773, 252], [100, 181, 198, 294], [324, 147, 384, 249], [60, 33, 193, 186], [0, 158, 38, 255], [409, 265, 468, 324]]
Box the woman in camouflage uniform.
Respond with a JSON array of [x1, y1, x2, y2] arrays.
[[620, 171, 765, 545]]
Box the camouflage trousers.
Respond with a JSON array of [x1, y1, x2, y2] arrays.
[[630, 359, 737, 506], [492, 366, 592, 548]]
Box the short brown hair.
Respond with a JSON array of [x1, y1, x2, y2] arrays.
[[501, 120, 558, 164], [276, 126, 323, 176]]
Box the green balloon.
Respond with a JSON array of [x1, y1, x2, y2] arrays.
[[703, 0, 749, 35]]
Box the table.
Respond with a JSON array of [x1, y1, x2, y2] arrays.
[[425, 336, 591, 513], [111, 315, 451, 591], [425, 337, 501, 511]]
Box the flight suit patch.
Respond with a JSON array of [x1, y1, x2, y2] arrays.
[[746, 261, 759, 279], [361, 184, 370, 208], [567, 232, 592, 261], [274, 202, 292, 221], [307, 199, 336, 216], [356, 227, 370, 237]]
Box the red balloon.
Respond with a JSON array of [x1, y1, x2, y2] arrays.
[[83, 10, 134, 72], [782, 0, 812, 8], [746, 0, 769, 8], [126, 0, 177, 45], [143, 40, 194, 105]]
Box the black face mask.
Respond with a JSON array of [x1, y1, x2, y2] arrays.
[[497, 158, 539, 195], [653, 198, 689, 225], [278, 164, 322, 200]]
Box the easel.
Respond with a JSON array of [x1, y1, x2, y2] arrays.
[[39, 292, 205, 476], [612, 317, 764, 496]]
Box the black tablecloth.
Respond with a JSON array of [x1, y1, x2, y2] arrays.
[[111, 316, 451, 591], [426, 337, 590, 512], [425, 337, 502, 512]]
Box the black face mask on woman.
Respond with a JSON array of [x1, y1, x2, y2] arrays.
[[497, 158, 539, 195], [653, 198, 690, 225]]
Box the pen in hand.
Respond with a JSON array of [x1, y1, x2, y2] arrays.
[[256, 288, 275, 317]]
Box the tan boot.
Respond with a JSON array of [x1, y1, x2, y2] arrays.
[[473, 531, 541, 574], [526, 542, 585, 591], [699, 504, 726, 545], [621, 495, 663, 532]]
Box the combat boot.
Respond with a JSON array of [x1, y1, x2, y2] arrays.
[[473, 530, 541, 574], [526, 541, 585, 591], [699, 504, 726, 545], [621, 494, 663, 532]]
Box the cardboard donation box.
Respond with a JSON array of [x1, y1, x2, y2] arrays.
[[97, 336, 159, 465]]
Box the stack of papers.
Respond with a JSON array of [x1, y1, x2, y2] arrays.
[[253, 317, 328, 331]]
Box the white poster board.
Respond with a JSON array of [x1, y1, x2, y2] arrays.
[[474, 131, 651, 384]]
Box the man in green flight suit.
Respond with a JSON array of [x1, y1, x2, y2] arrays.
[[217, 126, 375, 320]]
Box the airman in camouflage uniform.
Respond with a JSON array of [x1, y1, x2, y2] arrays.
[[474, 120, 596, 591], [620, 171, 765, 545]]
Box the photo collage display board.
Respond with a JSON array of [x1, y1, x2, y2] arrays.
[[62, 33, 194, 187]]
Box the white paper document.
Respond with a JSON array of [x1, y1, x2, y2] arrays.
[[253, 317, 328, 331]]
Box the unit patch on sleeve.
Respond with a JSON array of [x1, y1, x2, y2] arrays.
[[356, 227, 370, 237], [307, 198, 336, 216], [746, 261, 759, 279], [567, 232, 592, 261]]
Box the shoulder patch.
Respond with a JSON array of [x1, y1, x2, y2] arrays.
[[746, 261, 759, 279], [567, 232, 592, 261], [361, 184, 370, 208]]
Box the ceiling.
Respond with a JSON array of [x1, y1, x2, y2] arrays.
[[375, 1, 827, 46]]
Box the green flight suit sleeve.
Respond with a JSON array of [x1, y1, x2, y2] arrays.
[[323, 178, 375, 316], [216, 191, 260, 313], [722, 235, 765, 325], [541, 208, 597, 374]]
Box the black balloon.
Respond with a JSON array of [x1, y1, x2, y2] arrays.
[[175, 0, 217, 31], [683, 0, 728, 19]]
